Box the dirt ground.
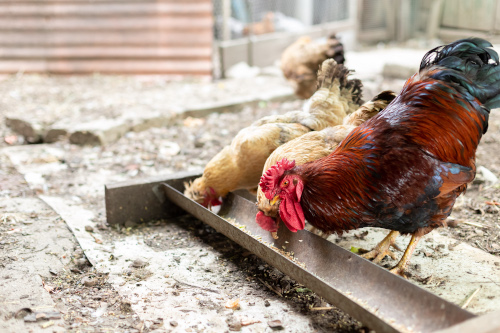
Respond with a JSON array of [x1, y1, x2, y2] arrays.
[[1, 46, 500, 332], [1, 93, 370, 331]]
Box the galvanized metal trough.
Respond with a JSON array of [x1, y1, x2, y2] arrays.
[[105, 171, 499, 333]]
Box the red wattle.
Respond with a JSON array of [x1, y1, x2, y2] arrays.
[[255, 211, 279, 232], [280, 198, 305, 232]]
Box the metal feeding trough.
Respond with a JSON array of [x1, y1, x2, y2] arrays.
[[105, 171, 498, 333]]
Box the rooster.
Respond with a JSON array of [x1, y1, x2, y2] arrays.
[[256, 91, 396, 235], [184, 59, 362, 208], [259, 38, 500, 276], [281, 35, 345, 99]]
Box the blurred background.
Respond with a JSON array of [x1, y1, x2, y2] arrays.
[[2, 2, 500, 331], [0, 0, 497, 78]]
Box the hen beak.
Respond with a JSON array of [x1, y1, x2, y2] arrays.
[[270, 195, 280, 205]]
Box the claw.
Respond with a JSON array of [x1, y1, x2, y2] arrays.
[[389, 266, 408, 278], [362, 248, 398, 263], [360, 230, 401, 263]]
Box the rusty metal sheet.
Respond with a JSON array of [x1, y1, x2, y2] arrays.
[[0, 1, 213, 75], [161, 183, 476, 333], [104, 173, 478, 332]]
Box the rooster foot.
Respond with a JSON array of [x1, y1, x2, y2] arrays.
[[389, 266, 408, 278], [360, 230, 401, 264], [361, 248, 398, 263]]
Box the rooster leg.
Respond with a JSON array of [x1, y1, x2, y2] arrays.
[[389, 234, 422, 277], [361, 230, 401, 263]]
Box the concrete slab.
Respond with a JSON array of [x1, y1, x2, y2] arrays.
[[0, 198, 73, 333], [3, 74, 296, 146]]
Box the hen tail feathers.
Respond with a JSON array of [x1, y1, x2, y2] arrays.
[[325, 34, 345, 65], [316, 59, 363, 106]]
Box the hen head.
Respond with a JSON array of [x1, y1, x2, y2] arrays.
[[184, 179, 222, 209], [257, 158, 305, 233]]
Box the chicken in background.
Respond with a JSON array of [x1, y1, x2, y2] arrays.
[[243, 12, 275, 36], [259, 38, 500, 276], [281, 35, 345, 99], [256, 91, 396, 235], [184, 59, 362, 208]]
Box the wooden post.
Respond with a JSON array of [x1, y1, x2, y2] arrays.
[[222, 0, 231, 41], [295, 0, 313, 26], [426, 0, 444, 40]]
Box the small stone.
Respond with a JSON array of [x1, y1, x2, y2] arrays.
[[96, 223, 108, 230], [474, 229, 484, 236], [120, 301, 132, 313], [474, 208, 484, 215], [44, 128, 68, 143], [494, 262, 500, 266], [173, 256, 181, 264], [85, 225, 94, 232], [74, 249, 84, 258], [447, 218, 460, 228], [267, 319, 284, 329], [170, 321, 178, 327], [5, 117, 44, 143], [82, 277, 97, 287], [131, 258, 146, 268], [264, 300, 270, 307], [225, 299, 240, 310], [226, 316, 242, 331], [77, 258, 88, 267]]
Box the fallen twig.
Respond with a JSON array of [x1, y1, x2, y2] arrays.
[[310, 307, 333, 311], [484, 277, 500, 287], [257, 277, 283, 297], [171, 277, 219, 294], [462, 221, 486, 228], [18, 244, 49, 255], [460, 286, 482, 309]]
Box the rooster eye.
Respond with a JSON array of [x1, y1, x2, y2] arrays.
[[283, 180, 289, 187]]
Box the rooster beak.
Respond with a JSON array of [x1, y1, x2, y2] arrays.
[[270, 195, 280, 205]]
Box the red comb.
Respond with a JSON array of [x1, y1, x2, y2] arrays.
[[259, 158, 295, 200]]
